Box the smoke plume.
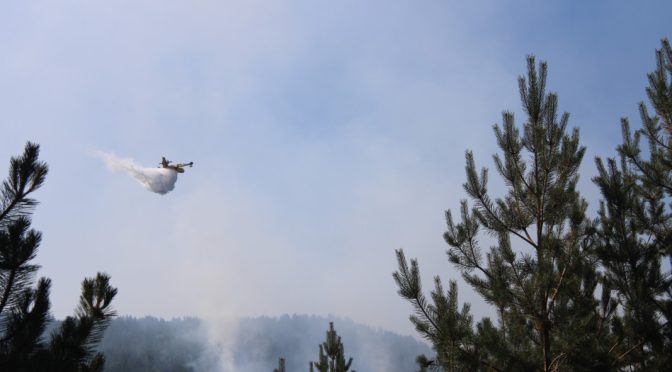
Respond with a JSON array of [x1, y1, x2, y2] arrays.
[[97, 152, 178, 195]]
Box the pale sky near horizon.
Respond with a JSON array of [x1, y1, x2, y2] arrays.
[[1, 0, 670, 337]]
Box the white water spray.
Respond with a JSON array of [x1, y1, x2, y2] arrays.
[[97, 152, 179, 195]]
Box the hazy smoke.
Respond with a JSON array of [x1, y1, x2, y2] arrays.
[[93, 315, 431, 372], [97, 152, 178, 195]]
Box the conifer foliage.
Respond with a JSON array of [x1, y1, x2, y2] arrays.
[[310, 322, 354, 372], [395, 57, 611, 371], [273, 357, 286, 372], [593, 38, 672, 370], [395, 39, 672, 371], [0, 142, 117, 372], [273, 321, 357, 372]]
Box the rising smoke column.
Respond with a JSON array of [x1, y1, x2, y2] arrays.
[[97, 152, 179, 195]]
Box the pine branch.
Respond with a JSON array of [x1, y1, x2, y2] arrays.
[[549, 352, 566, 372], [547, 266, 567, 314], [393, 250, 441, 334], [475, 191, 538, 249], [613, 339, 645, 364], [0, 142, 48, 226]]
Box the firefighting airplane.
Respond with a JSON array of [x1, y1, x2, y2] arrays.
[[159, 157, 193, 173]]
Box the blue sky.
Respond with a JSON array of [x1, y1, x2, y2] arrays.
[[1, 0, 670, 336]]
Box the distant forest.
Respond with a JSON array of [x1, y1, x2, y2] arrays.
[[45, 315, 430, 372]]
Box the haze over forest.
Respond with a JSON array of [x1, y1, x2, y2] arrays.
[[1, 1, 672, 371], [45, 315, 429, 371]]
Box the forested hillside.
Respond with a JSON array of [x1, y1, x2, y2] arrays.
[[47, 315, 430, 372]]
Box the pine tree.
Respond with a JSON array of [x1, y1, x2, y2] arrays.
[[273, 357, 286, 372], [0, 142, 117, 371], [309, 322, 354, 372], [593, 38, 672, 370], [395, 57, 614, 371]]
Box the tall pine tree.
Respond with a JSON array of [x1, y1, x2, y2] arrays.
[[593, 38, 672, 370], [395, 57, 615, 371], [0, 142, 117, 372]]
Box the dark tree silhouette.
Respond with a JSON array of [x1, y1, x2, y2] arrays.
[[0, 142, 117, 372], [310, 322, 354, 372], [273, 357, 286, 372], [593, 38, 672, 370], [395, 57, 615, 371]]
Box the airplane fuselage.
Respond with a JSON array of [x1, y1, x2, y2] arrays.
[[159, 157, 192, 173]]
